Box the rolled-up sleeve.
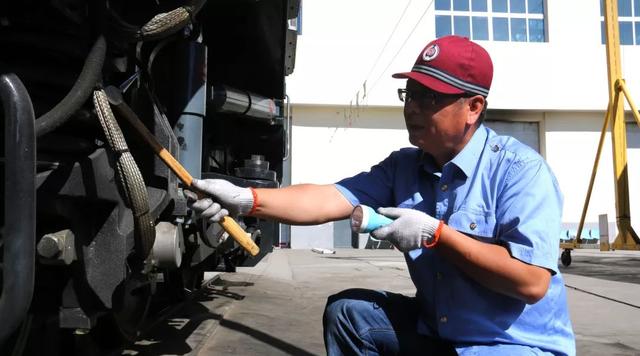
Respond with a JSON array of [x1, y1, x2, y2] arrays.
[[335, 150, 407, 209]]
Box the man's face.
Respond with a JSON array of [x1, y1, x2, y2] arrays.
[[401, 80, 479, 163]]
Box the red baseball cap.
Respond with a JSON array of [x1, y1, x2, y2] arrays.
[[392, 35, 493, 97]]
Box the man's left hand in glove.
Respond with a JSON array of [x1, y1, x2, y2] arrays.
[[371, 207, 442, 253]]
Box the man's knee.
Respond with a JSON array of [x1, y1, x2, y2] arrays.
[[325, 289, 363, 323], [323, 288, 386, 327]]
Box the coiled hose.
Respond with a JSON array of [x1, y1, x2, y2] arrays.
[[35, 36, 106, 137], [93, 89, 155, 260], [0, 74, 36, 347]]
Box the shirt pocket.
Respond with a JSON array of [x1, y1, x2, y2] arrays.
[[447, 209, 497, 242]]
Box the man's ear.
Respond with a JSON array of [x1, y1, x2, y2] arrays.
[[466, 95, 485, 125]]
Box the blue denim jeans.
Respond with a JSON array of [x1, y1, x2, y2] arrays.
[[323, 288, 456, 356]]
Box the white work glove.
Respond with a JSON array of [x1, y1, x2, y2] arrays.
[[187, 179, 254, 223], [371, 207, 440, 252]]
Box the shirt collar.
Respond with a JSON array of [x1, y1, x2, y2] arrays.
[[449, 124, 488, 178], [419, 151, 440, 176], [419, 124, 489, 177]]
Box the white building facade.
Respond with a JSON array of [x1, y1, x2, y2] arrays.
[[285, 0, 640, 248]]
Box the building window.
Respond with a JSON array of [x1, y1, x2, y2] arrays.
[[600, 0, 640, 45], [435, 0, 546, 42]]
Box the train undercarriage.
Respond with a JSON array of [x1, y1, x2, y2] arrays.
[[0, 0, 298, 354]]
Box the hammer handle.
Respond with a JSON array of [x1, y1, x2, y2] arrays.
[[111, 99, 260, 257]]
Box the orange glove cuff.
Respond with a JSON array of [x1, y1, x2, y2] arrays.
[[423, 220, 444, 249], [248, 187, 259, 215]]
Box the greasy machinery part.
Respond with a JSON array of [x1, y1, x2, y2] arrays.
[[104, 87, 260, 257], [0, 74, 36, 346], [93, 89, 156, 260], [235, 155, 277, 182], [34, 148, 164, 311], [152, 222, 183, 269], [170, 40, 207, 179], [37, 229, 76, 265], [35, 36, 106, 137], [104, 0, 207, 42], [210, 85, 281, 121]]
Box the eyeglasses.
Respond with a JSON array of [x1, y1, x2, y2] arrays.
[[397, 88, 468, 108]]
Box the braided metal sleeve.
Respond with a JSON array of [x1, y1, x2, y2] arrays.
[[93, 89, 156, 260], [140, 7, 191, 41]]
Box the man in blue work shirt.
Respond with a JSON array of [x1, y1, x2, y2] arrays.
[[187, 35, 576, 355]]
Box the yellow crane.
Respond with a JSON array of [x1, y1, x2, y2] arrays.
[[561, 0, 640, 265]]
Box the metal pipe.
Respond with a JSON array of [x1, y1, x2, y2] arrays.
[[617, 79, 640, 128], [603, 0, 640, 248], [171, 40, 207, 179], [576, 100, 613, 246], [283, 94, 291, 161], [210, 85, 281, 121], [0, 74, 36, 346]]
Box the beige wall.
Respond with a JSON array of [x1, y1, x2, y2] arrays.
[[545, 111, 640, 238], [287, 0, 640, 110], [290, 105, 408, 185]]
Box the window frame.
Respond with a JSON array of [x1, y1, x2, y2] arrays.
[[600, 0, 640, 45], [435, 0, 547, 43]]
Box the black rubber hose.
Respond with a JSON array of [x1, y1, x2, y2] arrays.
[[0, 74, 36, 346], [35, 35, 106, 137]]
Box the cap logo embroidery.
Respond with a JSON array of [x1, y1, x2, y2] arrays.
[[422, 44, 439, 62]]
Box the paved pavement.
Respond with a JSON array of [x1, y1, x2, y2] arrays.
[[559, 250, 640, 355], [128, 248, 640, 355]]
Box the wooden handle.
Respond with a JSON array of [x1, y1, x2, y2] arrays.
[[112, 99, 260, 256], [158, 148, 194, 187], [219, 216, 260, 256]]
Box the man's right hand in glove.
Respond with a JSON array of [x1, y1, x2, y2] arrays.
[[186, 179, 255, 223]]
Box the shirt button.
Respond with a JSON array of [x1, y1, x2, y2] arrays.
[[491, 144, 500, 152], [440, 184, 448, 192], [440, 316, 448, 323], [470, 222, 477, 230]]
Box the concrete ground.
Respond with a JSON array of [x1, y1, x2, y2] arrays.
[[126, 248, 640, 355], [559, 250, 640, 355]]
